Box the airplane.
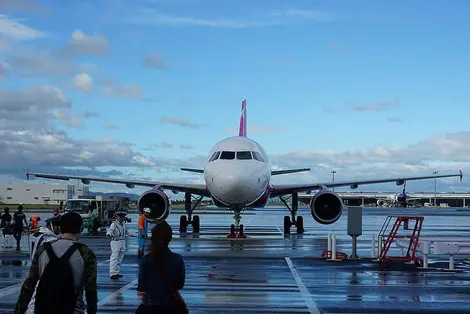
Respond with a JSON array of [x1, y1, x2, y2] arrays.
[[26, 100, 464, 238], [376, 181, 425, 207]]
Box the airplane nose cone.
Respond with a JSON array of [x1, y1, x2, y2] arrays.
[[211, 173, 261, 205]]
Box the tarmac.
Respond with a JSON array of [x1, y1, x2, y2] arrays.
[[2, 206, 470, 313]]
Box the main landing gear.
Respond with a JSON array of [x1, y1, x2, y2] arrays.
[[279, 192, 304, 234], [179, 192, 202, 233], [228, 209, 246, 238]]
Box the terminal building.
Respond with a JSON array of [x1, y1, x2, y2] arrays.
[[0, 183, 90, 205]]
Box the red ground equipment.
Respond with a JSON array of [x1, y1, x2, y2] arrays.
[[378, 216, 424, 266]]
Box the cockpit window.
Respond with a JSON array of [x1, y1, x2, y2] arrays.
[[252, 151, 265, 162], [237, 151, 252, 160], [220, 151, 235, 160], [209, 151, 220, 162]]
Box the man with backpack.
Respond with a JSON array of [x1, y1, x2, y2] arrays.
[[14, 212, 98, 314]]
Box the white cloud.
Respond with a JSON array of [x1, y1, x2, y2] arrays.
[[101, 79, 142, 99], [74, 73, 93, 92], [0, 14, 48, 40], [105, 122, 118, 130], [161, 116, 202, 129], [61, 30, 109, 56], [142, 53, 167, 69], [351, 98, 400, 111]]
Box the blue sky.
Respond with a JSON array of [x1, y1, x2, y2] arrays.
[[0, 0, 469, 194]]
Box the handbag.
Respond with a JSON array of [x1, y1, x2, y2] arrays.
[[156, 262, 189, 314]]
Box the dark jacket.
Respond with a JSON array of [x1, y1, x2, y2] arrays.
[[137, 248, 185, 306]]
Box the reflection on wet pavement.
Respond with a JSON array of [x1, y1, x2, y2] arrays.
[[1, 207, 470, 313]]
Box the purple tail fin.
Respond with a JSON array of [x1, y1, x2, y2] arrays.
[[238, 99, 247, 137]]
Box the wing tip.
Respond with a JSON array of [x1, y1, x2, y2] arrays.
[[459, 169, 463, 181]]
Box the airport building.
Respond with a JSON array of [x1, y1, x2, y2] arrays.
[[0, 183, 90, 205]]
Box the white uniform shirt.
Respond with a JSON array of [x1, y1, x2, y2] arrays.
[[29, 227, 60, 260], [106, 220, 127, 240]]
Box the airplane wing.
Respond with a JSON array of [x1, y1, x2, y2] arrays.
[[270, 170, 463, 198], [271, 168, 310, 175], [26, 171, 210, 197], [181, 168, 204, 174]]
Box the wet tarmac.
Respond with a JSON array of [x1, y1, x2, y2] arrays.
[[2, 206, 470, 313]]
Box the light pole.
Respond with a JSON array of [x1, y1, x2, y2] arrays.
[[331, 170, 336, 191], [433, 171, 438, 206]]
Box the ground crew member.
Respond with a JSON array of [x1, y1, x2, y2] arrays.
[[106, 212, 128, 279], [29, 215, 61, 260], [29, 216, 41, 231], [53, 208, 61, 217], [137, 207, 151, 258], [12, 205, 28, 251]]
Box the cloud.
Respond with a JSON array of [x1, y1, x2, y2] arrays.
[[61, 30, 109, 57], [224, 124, 281, 135], [180, 144, 194, 149], [387, 117, 402, 123], [105, 122, 118, 130], [351, 98, 400, 111], [128, 9, 279, 28], [100, 79, 142, 99], [0, 62, 7, 81], [74, 73, 93, 92], [0, 0, 48, 14], [161, 116, 202, 129], [0, 15, 48, 40], [0, 85, 209, 183], [274, 9, 338, 22], [142, 53, 167, 69], [327, 43, 352, 54]]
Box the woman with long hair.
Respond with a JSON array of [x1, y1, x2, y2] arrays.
[[136, 221, 187, 314]]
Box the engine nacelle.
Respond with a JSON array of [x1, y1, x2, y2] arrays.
[[310, 190, 343, 224], [137, 188, 171, 223]]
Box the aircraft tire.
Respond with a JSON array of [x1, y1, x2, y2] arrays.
[[296, 216, 304, 234], [193, 215, 200, 233], [283, 216, 291, 234], [179, 215, 188, 233]]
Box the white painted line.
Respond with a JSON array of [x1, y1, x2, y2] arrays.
[[277, 227, 284, 236], [285, 257, 320, 314], [0, 282, 23, 298], [97, 278, 138, 307]]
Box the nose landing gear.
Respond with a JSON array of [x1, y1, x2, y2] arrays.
[[280, 192, 304, 234], [228, 209, 246, 238], [179, 192, 203, 233]]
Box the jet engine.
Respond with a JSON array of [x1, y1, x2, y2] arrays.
[[310, 190, 343, 224], [137, 188, 171, 223]]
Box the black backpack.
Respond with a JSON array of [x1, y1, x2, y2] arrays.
[[34, 242, 82, 314]]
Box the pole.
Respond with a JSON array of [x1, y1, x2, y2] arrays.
[[331, 170, 336, 191], [433, 171, 438, 206], [350, 235, 358, 259]]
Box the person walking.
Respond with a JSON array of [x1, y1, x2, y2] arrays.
[[106, 212, 128, 279], [14, 212, 98, 314], [12, 205, 28, 251], [1, 207, 13, 248], [137, 208, 151, 258], [135, 221, 187, 314]]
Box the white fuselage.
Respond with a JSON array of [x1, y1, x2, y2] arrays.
[[204, 136, 271, 207]]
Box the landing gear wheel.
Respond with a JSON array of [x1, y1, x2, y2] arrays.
[[193, 215, 200, 233], [284, 216, 291, 234], [238, 224, 247, 238], [296, 216, 304, 234], [229, 224, 236, 237], [179, 215, 188, 233]]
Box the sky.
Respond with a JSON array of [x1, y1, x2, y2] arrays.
[[0, 0, 469, 196]]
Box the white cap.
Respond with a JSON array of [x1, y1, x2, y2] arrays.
[[143, 207, 151, 213]]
